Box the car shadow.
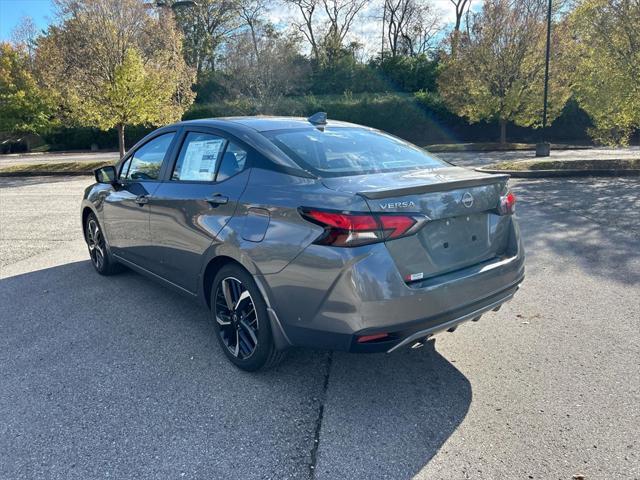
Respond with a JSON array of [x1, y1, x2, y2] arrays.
[[315, 347, 471, 479], [0, 260, 471, 479]]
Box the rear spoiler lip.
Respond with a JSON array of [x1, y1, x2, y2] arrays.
[[356, 173, 510, 200]]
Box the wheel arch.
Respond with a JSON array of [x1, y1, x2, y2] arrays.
[[81, 205, 96, 242], [201, 253, 274, 313], [201, 254, 291, 351], [202, 255, 240, 309]]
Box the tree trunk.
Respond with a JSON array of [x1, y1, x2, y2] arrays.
[[117, 123, 126, 159], [248, 23, 260, 62], [500, 119, 507, 145]]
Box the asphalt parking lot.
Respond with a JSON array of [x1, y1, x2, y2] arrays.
[[1, 174, 638, 479]]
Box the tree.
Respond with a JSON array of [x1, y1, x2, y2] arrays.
[[0, 42, 54, 141], [450, 0, 470, 33], [438, 0, 571, 144], [382, 0, 441, 57], [321, 0, 369, 63], [286, 0, 369, 65], [174, 0, 241, 76], [286, 0, 322, 62], [569, 0, 640, 145], [448, 0, 470, 55], [221, 25, 309, 110], [36, 0, 195, 157], [238, 0, 269, 61], [11, 16, 39, 60]]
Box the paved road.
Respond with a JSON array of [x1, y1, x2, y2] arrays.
[[1, 175, 638, 479], [2, 146, 639, 169]]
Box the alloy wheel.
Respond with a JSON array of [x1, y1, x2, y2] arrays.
[[215, 277, 260, 359], [86, 218, 105, 270]]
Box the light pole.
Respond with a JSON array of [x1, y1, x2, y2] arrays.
[[536, 0, 553, 157]]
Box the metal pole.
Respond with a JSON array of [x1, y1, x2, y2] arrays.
[[537, 0, 552, 157], [542, 0, 552, 130], [381, 0, 386, 62]]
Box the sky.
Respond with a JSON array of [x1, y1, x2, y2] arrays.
[[0, 0, 462, 52], [0, 0, 54, 40]]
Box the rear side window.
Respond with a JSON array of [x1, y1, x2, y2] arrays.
[[122, 132, 175, 181], [216, 142, 248, 181], [172, 132, 226, 182], [263, 127, 446, 177]]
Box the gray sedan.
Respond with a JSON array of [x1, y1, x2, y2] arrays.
[[82, 114, 525, 371]]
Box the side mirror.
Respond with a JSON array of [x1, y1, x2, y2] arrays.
[[95, 165, 117, 184]]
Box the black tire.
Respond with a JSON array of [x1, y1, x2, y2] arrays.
[[211, 264, 286, 371], [85, 212, 121, 276]]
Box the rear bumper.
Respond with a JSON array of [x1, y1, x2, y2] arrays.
[[260, 228, 525, 353], [378, 281, 520, 353]]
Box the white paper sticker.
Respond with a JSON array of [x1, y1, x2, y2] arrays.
[[180, 139, 224, 181]]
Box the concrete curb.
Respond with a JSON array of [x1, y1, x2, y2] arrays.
[[425, 144, 592, 153], [476, 167, 640, 178]]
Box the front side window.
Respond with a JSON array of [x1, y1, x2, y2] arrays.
[[123, 132, 175, 181], [172, 132, 226, 182], [263, 127, 446, 177]]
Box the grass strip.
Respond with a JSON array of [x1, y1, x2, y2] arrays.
[[0, 160, 113, 176], [485, 158, 640, 171]]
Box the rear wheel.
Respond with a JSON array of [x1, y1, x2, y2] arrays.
[[211, 264, 285, 371], [85, 213, 120, 275]]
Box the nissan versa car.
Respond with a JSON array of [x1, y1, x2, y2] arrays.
[[82, 114, 525, 371]]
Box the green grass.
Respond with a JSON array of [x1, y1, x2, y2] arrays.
[[0, 160, 113, 176], [485, 158, 640, 171], [29, 144, 52, 153]]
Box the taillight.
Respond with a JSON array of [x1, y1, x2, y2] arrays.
[[300, 208, 426, 247], [498, 191, 516, 215]]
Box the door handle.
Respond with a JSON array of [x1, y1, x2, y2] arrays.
[[135, 195, 149, 206], [206, 193, 229, 206]]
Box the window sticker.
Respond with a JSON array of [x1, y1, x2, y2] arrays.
[[180, 139, 224, 181]]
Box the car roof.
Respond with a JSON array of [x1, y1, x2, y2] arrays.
[[176, 116, 361, 133]]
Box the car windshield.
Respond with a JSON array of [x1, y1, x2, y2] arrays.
[[262, 127, 446, 177]]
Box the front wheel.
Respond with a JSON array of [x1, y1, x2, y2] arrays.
[[85, 213, 120, 275], [211, 264, 285, 371]]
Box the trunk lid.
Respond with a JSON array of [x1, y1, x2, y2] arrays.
[[322, 167, 513, 281]]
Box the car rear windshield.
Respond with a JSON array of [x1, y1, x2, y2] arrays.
[[262, 127, 447, 177]]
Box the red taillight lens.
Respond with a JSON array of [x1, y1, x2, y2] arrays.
[[378, 215, 418, 239], [303, 211, 379, 231], [300, 209, 425, 247], [498, 191, 516, 215]]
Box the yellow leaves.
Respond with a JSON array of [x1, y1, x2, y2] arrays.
[[569, 0, 640, 144], [0, 42, 55, 135], [83, 47, 193, 131], [39, 0, 195, 135], [438, 0, 571, 135]]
